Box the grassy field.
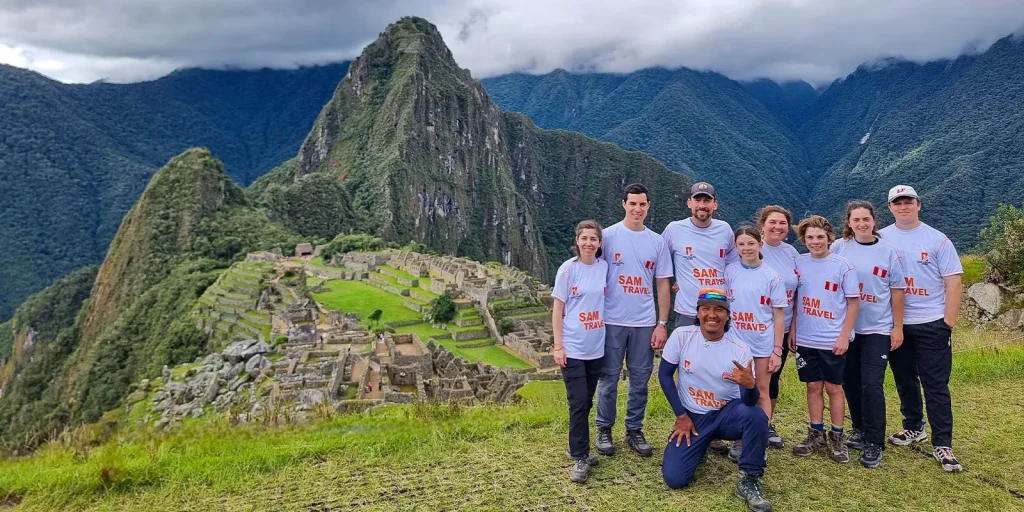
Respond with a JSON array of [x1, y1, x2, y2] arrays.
[[310, 279, 422, 325], [0, 324, 1021, 510]]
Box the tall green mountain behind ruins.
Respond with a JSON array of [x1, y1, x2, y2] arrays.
[[0, 17, 690, 452], [251, 17, 691, 281]]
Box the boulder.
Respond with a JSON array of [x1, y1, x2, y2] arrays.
[[996, 309, 1024, 330], [241, 341, 272, 361], [245, 355, 272, 376], [223, 339, 259, 364], [218, 362, 244, 380], [296, 389, 327, 410], [968, 283, 1003, 318]]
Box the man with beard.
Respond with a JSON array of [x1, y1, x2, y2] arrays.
[[662, 182, 737, 455], [594, 183, 673, 458]]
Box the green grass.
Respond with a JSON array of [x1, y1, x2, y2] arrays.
[[310, 279, 422, 326], [2, 327, 1022, 510], [432, 337, 531, 370], [961, 255, 987, 287], [393, 322, 450, 341]]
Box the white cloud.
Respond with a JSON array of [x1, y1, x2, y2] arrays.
[[1, 0, 1022, 84]]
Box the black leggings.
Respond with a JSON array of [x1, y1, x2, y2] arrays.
[[769, 332, 789, 400]]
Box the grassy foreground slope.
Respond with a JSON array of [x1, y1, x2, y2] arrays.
[[1, 326, 1022, 511]]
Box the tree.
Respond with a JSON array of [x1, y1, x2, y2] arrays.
[[429, 294, 457, 324], [369, 309, 383, 329]]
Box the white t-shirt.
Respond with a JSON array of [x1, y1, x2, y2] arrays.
[[725, 262, 788, 357], [831, 238, 907, 335], [761, 242, 800, 333], [878, 223, 963, 325], [602, 222, 674, 326], [661, 326, 753, 415], [552, 257, 608, 360], [794, 253, 860, 350], [662, 218, 737, 316]]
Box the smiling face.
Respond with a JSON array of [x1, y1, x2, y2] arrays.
[[575, 228, 601, 259], [697, 304, 728, 338], [622, 192, 650, 224], [687, 195, 717, 222], [762, 212, 790, 244], [736, 233, 762, 263], [802, 226, 831, 257], [848, 207, 876, 240], [888, 197, 921, 224]]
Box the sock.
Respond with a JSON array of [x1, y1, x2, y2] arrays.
[[831, 424, 844, 433], [810, 422, 824, 431]]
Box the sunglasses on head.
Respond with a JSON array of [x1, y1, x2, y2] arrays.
[[698, 291, 727, 301]]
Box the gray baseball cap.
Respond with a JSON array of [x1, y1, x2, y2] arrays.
[[888, 185, 919, 202], [690, 182, 716, 199]]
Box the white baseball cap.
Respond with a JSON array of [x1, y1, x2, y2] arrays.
[[888, 185, 919, 203]]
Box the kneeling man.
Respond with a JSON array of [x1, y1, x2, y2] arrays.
[[660, 288, 772, 512]]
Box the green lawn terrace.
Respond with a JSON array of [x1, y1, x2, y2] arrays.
[[194, 260, 275, 347], [303, 249, 552, 371]]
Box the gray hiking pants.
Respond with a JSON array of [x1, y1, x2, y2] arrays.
[[595, 324, 656, 431]]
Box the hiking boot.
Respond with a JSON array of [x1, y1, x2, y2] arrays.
[[792, 428, 825, 456], [845, 429, 864, 450], [625, 429, 653, 458], [767, 424, 784, 449], [735, 471, 773, 512], [569, 458, 591, 483], [888, 428, 927, 446], [565, 448, 599, 467], [710, 439, 730, 455], [860, 442, 883, 469], [827, 430, 849, 463], [933, 446, 963, 473], [729, 439, 743, 462], [596, 427, 615, 455]]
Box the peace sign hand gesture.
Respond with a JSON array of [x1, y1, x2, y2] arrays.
[[722, 359, 756, 389]]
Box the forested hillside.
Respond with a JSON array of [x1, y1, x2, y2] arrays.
[[482, 68, 810, 224], [0, 63, 347, 321]]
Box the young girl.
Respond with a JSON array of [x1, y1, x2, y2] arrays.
[[831, 201, 906, 468], [756, 205, 800, 448], [790, 215, 860, 464], [724, 226, 787, 461], [552, 220, 608, 484]]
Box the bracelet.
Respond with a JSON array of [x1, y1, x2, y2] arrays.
[[773, 350, 783, 356], [553, 347, 564, 351]]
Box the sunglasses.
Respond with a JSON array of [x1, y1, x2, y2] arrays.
[[697, 291, 727, 301]]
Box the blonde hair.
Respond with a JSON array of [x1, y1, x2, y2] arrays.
[[796, 215, 836, 244]]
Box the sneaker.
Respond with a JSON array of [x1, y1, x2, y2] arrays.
[[710, 438, 730, 455], [792, 428, 825, 456], [827, 430, 850, 463], [888, 428, 928, 446], [729, 439, 743, 462], [860, 442, 883, 469], [767, 424, 784, 449], [569, 458, 591, 483], [625, 429, 653, 458], [846, 429, 864, 450], [596, 427, 615, 455], [735, 471, 773, 512], [933, 446, 963, 473], [565, 448, 599, 467]]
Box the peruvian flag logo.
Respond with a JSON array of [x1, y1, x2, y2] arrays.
[[873, 266, 888, 278], [824, 281, 839, 292], [760, 295, 770, 305], [719, 248, 726, 258], [644, 260, 655, 269]]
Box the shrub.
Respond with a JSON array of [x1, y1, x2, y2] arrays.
[[498, 318, 514, 336], [429, 294, 457, 324], [979, 204, 1024, 288]]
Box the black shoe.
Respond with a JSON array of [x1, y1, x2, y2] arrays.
[[767, 424, 784, 449], [846, 429, 864, 450], [625, 429, 653, 457], [596, 426, 615, 455], [860, 442, 882, 469], [735, 471, 773, 512]]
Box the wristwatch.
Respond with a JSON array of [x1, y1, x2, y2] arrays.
[[658, 320, 669, 327]]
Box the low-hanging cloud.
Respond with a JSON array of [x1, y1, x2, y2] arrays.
[[1, 0, 1022, 84]]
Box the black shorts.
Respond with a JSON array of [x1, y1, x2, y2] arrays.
[[795, 346, 846, 384]]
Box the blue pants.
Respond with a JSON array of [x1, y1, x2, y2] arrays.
[[596, 325, 655, 431], [662, 399, 769, 489]]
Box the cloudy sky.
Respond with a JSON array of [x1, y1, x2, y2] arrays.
[[2, 0, 1023, 85]]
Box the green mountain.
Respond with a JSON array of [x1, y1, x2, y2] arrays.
[[0, 149, 300, 451], [481, 68, 811, 224], [802, 36, 1024, 246], [254, 17, 691, 280], [0, 16, 689, 452], [0, 63, 347, 321]]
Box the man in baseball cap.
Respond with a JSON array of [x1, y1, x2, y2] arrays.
[[879, 183, 964, 473], [658, 287, 772, 511]]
